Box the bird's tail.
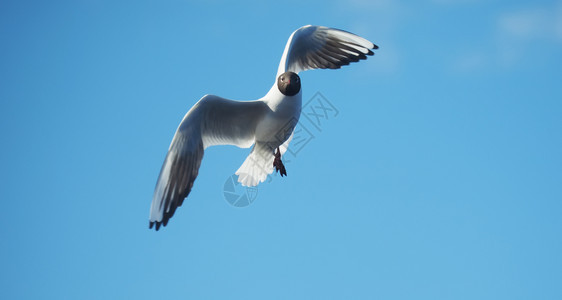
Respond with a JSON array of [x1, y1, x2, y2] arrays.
[[235, 142, 275, 187]]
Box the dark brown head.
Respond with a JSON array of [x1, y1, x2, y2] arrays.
[[277, 71, 301, 96]]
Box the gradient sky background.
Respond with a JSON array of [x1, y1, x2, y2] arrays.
[[1, 0, 562, 299]]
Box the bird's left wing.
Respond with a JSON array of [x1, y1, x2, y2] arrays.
[[150, 95, 269, 230], [276, 25, 378, 77]]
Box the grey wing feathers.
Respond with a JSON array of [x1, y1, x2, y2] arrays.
[[199, 96, 269, 148], [149, 132, 204, 231], [149, 95, 268, 230], [277, 25, 378, 76]]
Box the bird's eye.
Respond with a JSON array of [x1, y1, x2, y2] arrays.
[[281, 76, 285, 81]]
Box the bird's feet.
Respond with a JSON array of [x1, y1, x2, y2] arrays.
[[273, 147, 287, 177]]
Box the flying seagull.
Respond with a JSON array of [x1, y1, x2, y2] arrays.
[[149, 25, 378, 230]]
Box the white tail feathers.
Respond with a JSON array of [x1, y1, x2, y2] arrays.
[[235, 132, 294, 187], [235, 142, 275, 187]]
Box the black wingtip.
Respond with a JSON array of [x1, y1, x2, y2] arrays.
[[373, 44, 379, 50], [149, 221, 163, 231]]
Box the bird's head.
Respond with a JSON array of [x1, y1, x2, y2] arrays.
[[277, 71, 301, 96]]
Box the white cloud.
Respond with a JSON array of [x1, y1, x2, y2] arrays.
[[495, 3, 562, 67], [498, 5, 562, 42], [451, 2, 562, 72], [452, 52, 487, 73], [332, 0, 408, 75]]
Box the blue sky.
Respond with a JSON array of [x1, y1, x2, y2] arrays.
[[1, 0, 561, 299]]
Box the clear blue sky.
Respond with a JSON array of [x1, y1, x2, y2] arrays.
[[1, 0, 561, 299]]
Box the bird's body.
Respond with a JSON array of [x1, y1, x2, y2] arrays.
[[150, 25, 378, 230], [254, 82, 302, 148]]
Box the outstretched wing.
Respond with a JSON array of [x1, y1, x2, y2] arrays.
[[277, 25, 378, 77], [150, 95, 269, 230]]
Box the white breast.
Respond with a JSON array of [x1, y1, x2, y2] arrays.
[[256, 83, 302, 143]]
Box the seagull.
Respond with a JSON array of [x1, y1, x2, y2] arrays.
[[149, 25, 378, 230]]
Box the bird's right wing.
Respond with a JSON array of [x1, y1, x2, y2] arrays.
[[276, 25, 378, 77], [149, 95, 269, 230]]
